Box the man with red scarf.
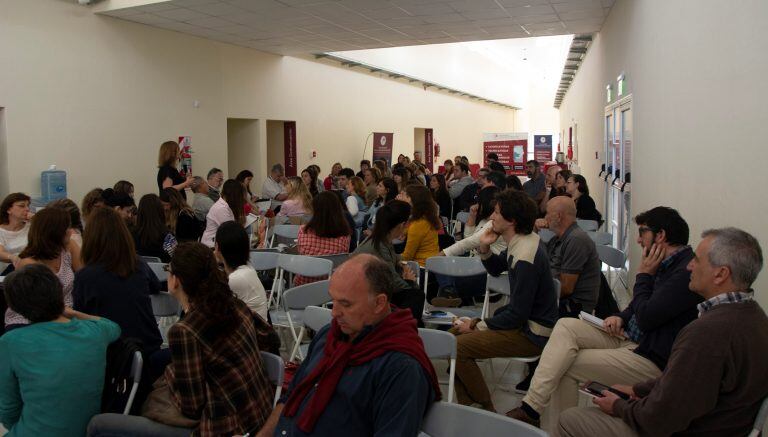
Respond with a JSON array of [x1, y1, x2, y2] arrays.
[[255, 254, 441, 436]]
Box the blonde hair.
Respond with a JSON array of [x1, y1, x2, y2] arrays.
[[286, 176, 313, 213], [158, 141, 179, 167], [349, 176, 366, 198]]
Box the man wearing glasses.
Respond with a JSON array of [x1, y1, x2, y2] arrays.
[[507, 206, 703, 430]]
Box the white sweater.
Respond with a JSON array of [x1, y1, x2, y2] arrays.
[[443, 219, 506, 257], [228, 265, 268, 320]]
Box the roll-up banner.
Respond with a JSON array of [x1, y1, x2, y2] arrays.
[[372, 132, 394, 167], [482, 132, 528, 176], [284, 121, 297, 177]]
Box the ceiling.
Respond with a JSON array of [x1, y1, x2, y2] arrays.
[[96, 0, 614, 55]]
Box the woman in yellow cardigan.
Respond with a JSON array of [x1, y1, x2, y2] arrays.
[[398, 184, 441, 267]]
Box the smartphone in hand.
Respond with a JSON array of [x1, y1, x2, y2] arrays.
[[579, 381, 630, 400]]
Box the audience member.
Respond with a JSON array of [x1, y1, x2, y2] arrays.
[[113, 180, 135, 199], [258, 255, 440, 436], [557, 227, 768, 437], [73, 207, 162, 355], [260, 165, 288, 210], [537, 197, 601, 316], [277, 176, 312, 217], [412, 163, 427, 185], [399, 185, 440, 267], [236, 170, 261, 214], [443, 159, 455, 184], [392, 166, 411, 193], [448, 162, 473, 200], [0, 265, 120, 436], [413, 151, 422, 164], [132, 194, 177, 263], [356, 159, 371, 179], [190, 176, 214, 222], [294, 192, 352, 286], [344, 176, 368, 218], [206, 167, 224, 202], [301, 167, 320, 198], [541, 168, 572, 214], [88, 243, 274, 437], [506, 174, 523, 191], [508, 206, 703, 427], [566, 174, 603, 224], [81, 188, 105, 225], [0, 193, 32, 275], [201, 179, 246, 248], [102, 188, 136, 223], [308, 165, 325, 194], [7, 208, 83, 329], [47, 198, 84, 247], [429, 173, 452, 220], [323, 162, 342, 191], [157, 140, 192, 200], [442, 186, 504, 257], [354, 201, 425, 321], [373, 159, 390, 179], [455, 167, 488, 214], [486, 153, 506, 174], [523, 160, 546, 203], [451, 189, 558, 411], [214, 221, 268, 320], [365, 177, 398, 230], [336, 167, 355, 194], [160, 188, 204, 242], [362, 167, 380, 206]]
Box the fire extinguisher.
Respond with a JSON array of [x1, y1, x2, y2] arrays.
[[434, 142, 440, 157]]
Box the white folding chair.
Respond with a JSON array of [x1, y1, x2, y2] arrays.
[[597, 245, 626, 269], [269, 254, 333, 310], [259, 351, 285, 407], [421, 401, 547, 437], [588, 231, 613, 246], [423, 256, 486, 326], [418, 328, 457, 403], [538, 228, 556, 243], [268, 280, 331, 361], [452, 211, 471, 238], [269, 224, 300, 248], [150, 291, 180, 346], [749, 396, 768, 437], [147, 262, 169, 284], [122, 351, 143, 415], [304, 305, 333, 331], [406, 260, 421, 287], [576, 219, 599, 232], [140, 256, 162, 263]]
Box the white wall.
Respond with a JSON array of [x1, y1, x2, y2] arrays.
[[559, 0, 768, 306], [226, 118, 261, 183], [0, 0, 515, 204]]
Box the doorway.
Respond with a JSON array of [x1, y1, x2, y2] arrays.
[[413, 127, 434, 172], [266, 120, 298, 177], [604, 95, 632, 283]]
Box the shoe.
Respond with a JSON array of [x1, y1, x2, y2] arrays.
[[431, 296, 462, 307], [515, 374, 532, 394], [506, 407, 540, 427]]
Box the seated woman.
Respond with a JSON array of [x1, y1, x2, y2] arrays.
[[0, 192, 32, 275], [80, 188, 105, 227], [442, 186, 504, 257], [47, 198, 84, 247], [362, 167, 381, 207], [354, 200, 425, 321], [201, 179, 246, 248], [102, 188, 136, 225], [277, 176, 312, 217], [398, 184, 440, 268], [160, 188, 204, 242], [366, 177, 398, 230], [566, 174, 603, 225], [0, 264, 120, 437], [87, 243, 274, 437], [113, 180, 135, 200], [301, 167, 319, 198], [73, 207, 163, 356], [323, 162, 342, 191], [7, 208, 82, 330], [294, 192, 352, 286], [214, 221, 268, 320], [429, 174, 452, 220], [132, 194, 177, 263], [344, 176, 368, 218]]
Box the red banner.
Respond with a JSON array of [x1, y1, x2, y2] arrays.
[[372, 132, 393, 167], [284, 121, 297, 177], [424, 129, 433, 173], [483, 132, 528, 176]]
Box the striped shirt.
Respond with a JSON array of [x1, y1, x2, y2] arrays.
[[697, 291, 754, 317]]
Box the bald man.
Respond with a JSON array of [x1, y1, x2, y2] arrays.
[[260, 254, 440, 437], [540, 165, 561, 214]]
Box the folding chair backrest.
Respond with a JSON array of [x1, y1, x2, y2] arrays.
[[577, 219, 599, 232], [486, 272, 510, 295], [456, 211, 471, 224], [421, 401, 548, 436], [140, 256, 162, 263], [597, 245, 626, 269], [278, 254, 334, 278], [304, 306, 333, 332], [271, 224, 300, 247], [150, 292, 180, 317], [425, 256, 486, 277], [418, 328, 456, 359], [406, 261, 421, 286], [123, 351, 143, 415], [588, 231, 613, 246], [259, 351, 284, 389], [147, 262, 168, 283], [749, 396, 768, 437], [250, 250, 281, 271], [315, 253, 350, 269], [281, 280, 331, 311], [539, 228, 555, 243]]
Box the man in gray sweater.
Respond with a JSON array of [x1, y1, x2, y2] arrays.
[[556, 227, 768, 437]]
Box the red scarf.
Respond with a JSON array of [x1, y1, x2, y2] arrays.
[[283, 308, 441, 433]]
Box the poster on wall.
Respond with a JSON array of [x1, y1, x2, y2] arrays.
[[178, 136, 193, 177], [424, 129, 434, 172], [284, 121, 297, 177], [533, 134, 553, 163], [483, 132, 528, 176], [372, 132, 394, 167]]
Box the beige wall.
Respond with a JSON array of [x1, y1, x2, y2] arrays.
[[0, 0, 515, 204], [265, 120, 285, 176], [226, 118, 261, 183], [559, 0, 768, 306]]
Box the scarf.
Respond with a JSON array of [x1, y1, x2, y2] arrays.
[[282, 308, 441, 433]]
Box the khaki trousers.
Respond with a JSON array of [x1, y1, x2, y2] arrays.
[[554, 407, 638, 437], [521, 318, 661, 431], [452, 328, 541, 410]]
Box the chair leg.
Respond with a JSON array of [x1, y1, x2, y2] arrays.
[[273, 386, 282, 407], [447, 358, 456, 403], [288, 326, 305, 362]]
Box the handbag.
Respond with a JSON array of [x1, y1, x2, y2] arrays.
[[141, 376, 199, 428]]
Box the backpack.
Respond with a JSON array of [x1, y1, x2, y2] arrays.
[[101, 337, 146, 414]]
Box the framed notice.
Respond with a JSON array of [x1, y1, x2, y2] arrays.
[[534, 135, 553, 163], [372, 132, 394, 167], [483, 132, 528, 176]]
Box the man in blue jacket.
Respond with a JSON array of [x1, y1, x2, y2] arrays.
[[507, 206, 703, 430], [451, 189, 558, 412]]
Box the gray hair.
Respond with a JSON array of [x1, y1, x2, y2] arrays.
[[271, 163, 284, 174], [701, 227, 763, 289], [190, 176, 205, 191]]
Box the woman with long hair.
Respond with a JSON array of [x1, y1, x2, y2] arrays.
[[555, 169, 573, 195], [307, 164, 324, 194], [373, 159, 390, 179], [365, 177, 398, 230], [47, 198, 84, 247], [235, 170, 257, 203], [363, 167, 381, 206], [88, 243, 274, 437], [344, 176, 368, 218], [301, 167, 320, 198], [354, 200, 425, 321], [7, 208, 82, 329], [0, 192, 32, 275], [399, 184, 440, 267], [160, 188, 204, 242], [201, 179, 246, 247], [73, 207, 163, 355], [214, 221, 268, 319], [81, 188, 105, 226], [323, 162, 343, 191], [295, 192, 352, 286], [566, 174, 603, 224], [278, 176, 313, 217], [157, 140, 192, 200], [429, 174, 451, 220], [132, 194, 177, 263], [442, 159, 455, 183], [392, 167, 411, 193], [113, 180, 135, 199]]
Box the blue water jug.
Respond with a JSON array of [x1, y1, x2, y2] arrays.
[[41, 165, 67, 202]]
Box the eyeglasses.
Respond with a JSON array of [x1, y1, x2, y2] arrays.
[[638, 226, 653, 236]]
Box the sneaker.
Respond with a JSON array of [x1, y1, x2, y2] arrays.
[[506, 407, 540, 427], [514, 374, 532, 394], [431, 296, 462, 307]]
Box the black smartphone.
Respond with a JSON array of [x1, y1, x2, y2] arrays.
[[426, 310, 447, 316], [580, 381, 630, 400]]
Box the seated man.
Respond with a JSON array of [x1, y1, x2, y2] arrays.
[[451, 189, 558, 412], [0, 264, 120, 436], [190, 176, 214, 222], [508, 206, 704, 429], [557, 227, 768, 437], [537, 196, 601, 316], [262, 163, 288, 210], [257, 254, 440, 436]]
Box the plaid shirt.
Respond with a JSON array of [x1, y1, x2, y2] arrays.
[[165, 300, 273, 437], [697, 291, 754, 317], [294, 226, 350, 286]]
